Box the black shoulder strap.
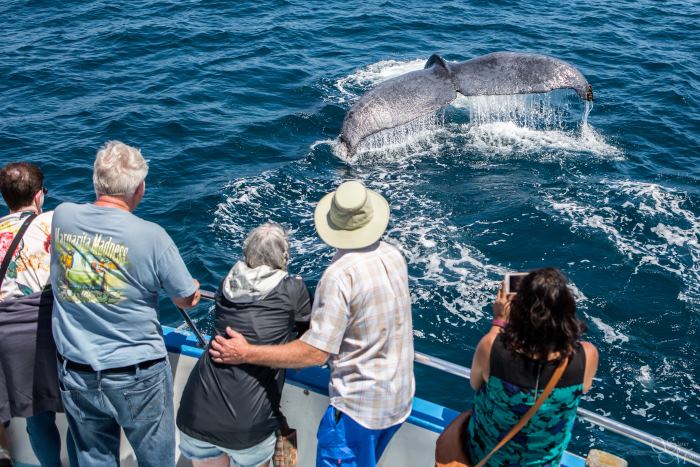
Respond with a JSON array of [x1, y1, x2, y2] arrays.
[[0, 213, 38, 290]]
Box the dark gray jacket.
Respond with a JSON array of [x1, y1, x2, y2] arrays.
[[177, 275, 311, 450], [0, 290, 62, 423]]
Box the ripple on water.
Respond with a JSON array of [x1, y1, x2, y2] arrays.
[[2, 1, 698, 458], [544, 179, 700, 304]]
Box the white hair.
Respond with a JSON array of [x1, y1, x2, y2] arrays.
[[243, 223, 289, 270], [93, 141, 149, 197]]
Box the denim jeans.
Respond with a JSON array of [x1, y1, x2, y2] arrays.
[[58, 358, 175, 467], [25, 411, 78, 467], [179, 430, 276, 466]]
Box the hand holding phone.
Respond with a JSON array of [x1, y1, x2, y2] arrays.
[[504, 272, 528, 294], [493, 280, 513, 322]]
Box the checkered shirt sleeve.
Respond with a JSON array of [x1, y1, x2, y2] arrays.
[[300, 273, 349, 355]]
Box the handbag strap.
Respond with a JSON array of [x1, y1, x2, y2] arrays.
[[475, 356, 569, 467], [0, 212, 38, 290]]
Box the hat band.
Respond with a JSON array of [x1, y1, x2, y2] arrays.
[[328, 197, 374, 231]]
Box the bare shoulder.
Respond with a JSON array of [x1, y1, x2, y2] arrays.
[[581, 341, 599, 361], [470, 330, 500, 390], [580, 341, 599, 393], [480, 330, 499, 348]]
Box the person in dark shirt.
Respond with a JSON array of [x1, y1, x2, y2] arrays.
[[177, 223, 311, 467], [467, 268, 599, 466]]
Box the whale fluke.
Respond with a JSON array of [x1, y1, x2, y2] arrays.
[[339, 58, 456, 155], [339, 51, 593, 157], [450, 52, 593, 101]]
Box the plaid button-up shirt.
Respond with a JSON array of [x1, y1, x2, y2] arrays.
[[301, 241, 415, 429]]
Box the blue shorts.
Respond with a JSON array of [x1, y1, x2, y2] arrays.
[[315, 406, 402, 467], [179, 430, 276, 467]]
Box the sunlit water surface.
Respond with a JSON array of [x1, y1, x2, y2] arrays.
[[1, 1, 698, 463]]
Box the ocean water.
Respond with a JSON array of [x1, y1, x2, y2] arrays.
[[1, 0, 698, 463]]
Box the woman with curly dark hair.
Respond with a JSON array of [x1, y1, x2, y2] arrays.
[[466, 268, 598, 466]]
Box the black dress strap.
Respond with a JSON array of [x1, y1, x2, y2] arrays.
[[490, 333, 585, 388], [0, 213, 38, 290]]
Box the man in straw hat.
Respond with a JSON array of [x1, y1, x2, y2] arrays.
[[210, 180, 415, 467]]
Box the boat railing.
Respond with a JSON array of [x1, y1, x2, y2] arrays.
[[179, 289, 700, 466]]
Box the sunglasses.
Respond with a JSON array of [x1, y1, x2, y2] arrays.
[[41, 186, 48, 195]]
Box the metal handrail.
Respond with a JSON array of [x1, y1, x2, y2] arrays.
[[184, 289, 700, 465]]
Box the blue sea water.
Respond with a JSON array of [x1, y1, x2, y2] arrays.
[[1, 0, 698, 464]]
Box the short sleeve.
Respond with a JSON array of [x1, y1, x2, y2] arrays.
[[156, 241, 196, 299], [300, 272, 350, 355]]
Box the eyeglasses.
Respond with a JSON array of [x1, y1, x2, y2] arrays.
[[41, 186, 48, 195]]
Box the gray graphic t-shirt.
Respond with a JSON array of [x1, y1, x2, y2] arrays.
[[51, 202, 196, 370]]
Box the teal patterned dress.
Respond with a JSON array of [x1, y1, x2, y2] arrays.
[[466, 335, 585, 466]]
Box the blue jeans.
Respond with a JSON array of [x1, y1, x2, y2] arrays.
[[58, 358, 175, 467], [25, 411, 78, 467], [179, 430, 276, 466], [315, 406, 402, 467]]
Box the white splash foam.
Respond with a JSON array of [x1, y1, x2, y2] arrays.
[[458, 121, 620, 158], [212, 156, 509, 335], [638, 365, 653, 387], [453, 93, 571, 128], [335, 58, 426, 99], [545, 179, 700, 303], [370, 168, 505, 326], [310, 139, 337, 151], [631, 401, 656, 418], [346, 114, 446, 163], [337, 118, 619, 164], [590, 316, 630, 344]]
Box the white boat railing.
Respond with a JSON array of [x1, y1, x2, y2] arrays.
[[187, 289, 700, 466]]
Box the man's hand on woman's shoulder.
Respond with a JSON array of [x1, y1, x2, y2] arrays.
[[210, 327, 250, 365]]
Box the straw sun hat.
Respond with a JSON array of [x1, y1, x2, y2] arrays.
[[314, 180, 390, 249]]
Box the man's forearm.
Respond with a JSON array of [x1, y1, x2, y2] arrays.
[[247, 340, 328, 369], [173, 293, 198, 309], [172, 280, 201, 309]]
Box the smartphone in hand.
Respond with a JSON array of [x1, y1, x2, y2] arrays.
[[504, 272, 528, 294]]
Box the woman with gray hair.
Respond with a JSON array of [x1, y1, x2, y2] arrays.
[[177, 223, 311, 467]]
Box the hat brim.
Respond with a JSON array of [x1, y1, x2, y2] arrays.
[[314, 189, 390, 249]]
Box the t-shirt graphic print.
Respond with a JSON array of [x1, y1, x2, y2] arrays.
[[53, 228, 129, 304], [50, 202, 196, 370]]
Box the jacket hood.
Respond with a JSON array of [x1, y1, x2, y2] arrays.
[[222, 260, 287, 303]]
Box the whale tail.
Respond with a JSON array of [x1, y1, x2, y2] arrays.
[[339, 52, 593, 157], [450, 51, 594, 101], [338, 56, 456, 157]]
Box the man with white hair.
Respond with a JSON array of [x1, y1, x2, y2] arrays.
[[210, 180, 415, 467], [50, 141, 200, 466]]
